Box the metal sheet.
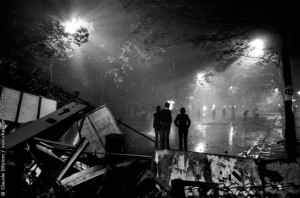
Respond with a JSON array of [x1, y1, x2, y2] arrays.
[[1, 87, 57, 123], [40, 97, 57, 118], [80, 105, 123, 158], [5, 102, 87, 149], [2, 87, 20, 122], [18, 93, 39, 123]]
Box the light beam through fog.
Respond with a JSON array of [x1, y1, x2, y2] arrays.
[[189, 38, 283, 123]]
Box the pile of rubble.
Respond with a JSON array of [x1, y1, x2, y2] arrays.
[[4, 100, 170, 198], [3, 87, 300, 198]]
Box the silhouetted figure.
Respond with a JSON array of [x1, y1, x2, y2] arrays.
[[279, 107, 284, 121], [231, 106, 235, 121], [254, 108, 259, 121], [197, 109, 201, 121], [159, 102, 172, 149], [279, 107, 284, 117], [243, 110, 249, 123], [222, 107, 226, 120], [212, 108, 216, 120], [174, 107, 191, 151], [153, 106, 161, 148]]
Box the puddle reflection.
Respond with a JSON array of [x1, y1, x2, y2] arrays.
[[194, 142, 206, 153]]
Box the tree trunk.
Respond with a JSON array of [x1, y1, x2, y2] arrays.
[[280, 29, 297, 158]]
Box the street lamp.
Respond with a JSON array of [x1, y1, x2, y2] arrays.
[[167, 100, 175, 110], [64, 18, 93, 34], [63, 17, 93, 46], [249, 39, 264, 56]]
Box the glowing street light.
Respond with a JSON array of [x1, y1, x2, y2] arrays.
[[212, 104, 216, 110], [203, 105, 207, 116], [63, 18, 93, 34], [63, 17, 93, 46], [249, 39, 264, 56], [197, 73, 204, 81], [167, 100, 175, 110]]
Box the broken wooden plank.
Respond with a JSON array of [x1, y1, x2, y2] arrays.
[[34, 137, 75, 149], [55, 138, 89, 181], [6, 102, 87, 150], [36, 144, 65, 162], [60, 165, 105, 187], [35, 144, 87, 171], [60, 160, 136, 187]]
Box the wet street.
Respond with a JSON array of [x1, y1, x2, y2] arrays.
[[119, 113, 281, 158]]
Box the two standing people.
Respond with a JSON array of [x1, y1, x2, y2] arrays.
[[153, 102, 172, 149], [153, 102, 191, 151]]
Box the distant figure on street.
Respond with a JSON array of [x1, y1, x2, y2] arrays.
[[212, 108, 216, 120], [174, 107, 191, 151], [197, 109, 201, 121], [243, 110, 249, 123], [279, 107, 284, 118], [254, 108, 259, 121], [159, 102, 172, 149], [231, 106, 235, 121], [222, 107, 226, 120], [153, 105, 161, 148]]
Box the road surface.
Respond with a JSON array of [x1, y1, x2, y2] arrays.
[[119, 113, 281, 158]]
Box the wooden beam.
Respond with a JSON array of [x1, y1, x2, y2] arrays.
[[60, 160, 136, 187], [55, 138, 89, 181], [34, 137, 75, 149], [60, 165, 105, 187], [35, 144, 87, 171], [36, 144, 65, 162]]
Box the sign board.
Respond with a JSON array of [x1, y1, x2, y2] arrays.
[[1, 87, 57, 123], [5, 102, 87, 150]]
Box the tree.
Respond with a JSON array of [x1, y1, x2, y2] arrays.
[[119, 0, 299, 155], [0, 0, 91, 78]]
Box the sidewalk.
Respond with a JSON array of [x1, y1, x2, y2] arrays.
[[255, 117, 300, 162]]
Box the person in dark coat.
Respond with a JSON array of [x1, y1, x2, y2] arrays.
[[159, 102, 172, 149], [243, 110, 249, 123], [222, 107, 226, 120], [174, 107, 191, 151], [231, 106, 236, 121], [212, 108, 216, 120], [153, 105, 161, 148]]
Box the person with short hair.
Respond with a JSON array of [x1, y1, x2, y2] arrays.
[[174, 107, 191, 151], [153, 105, 161, 148], [159, 102, 172, 149]]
